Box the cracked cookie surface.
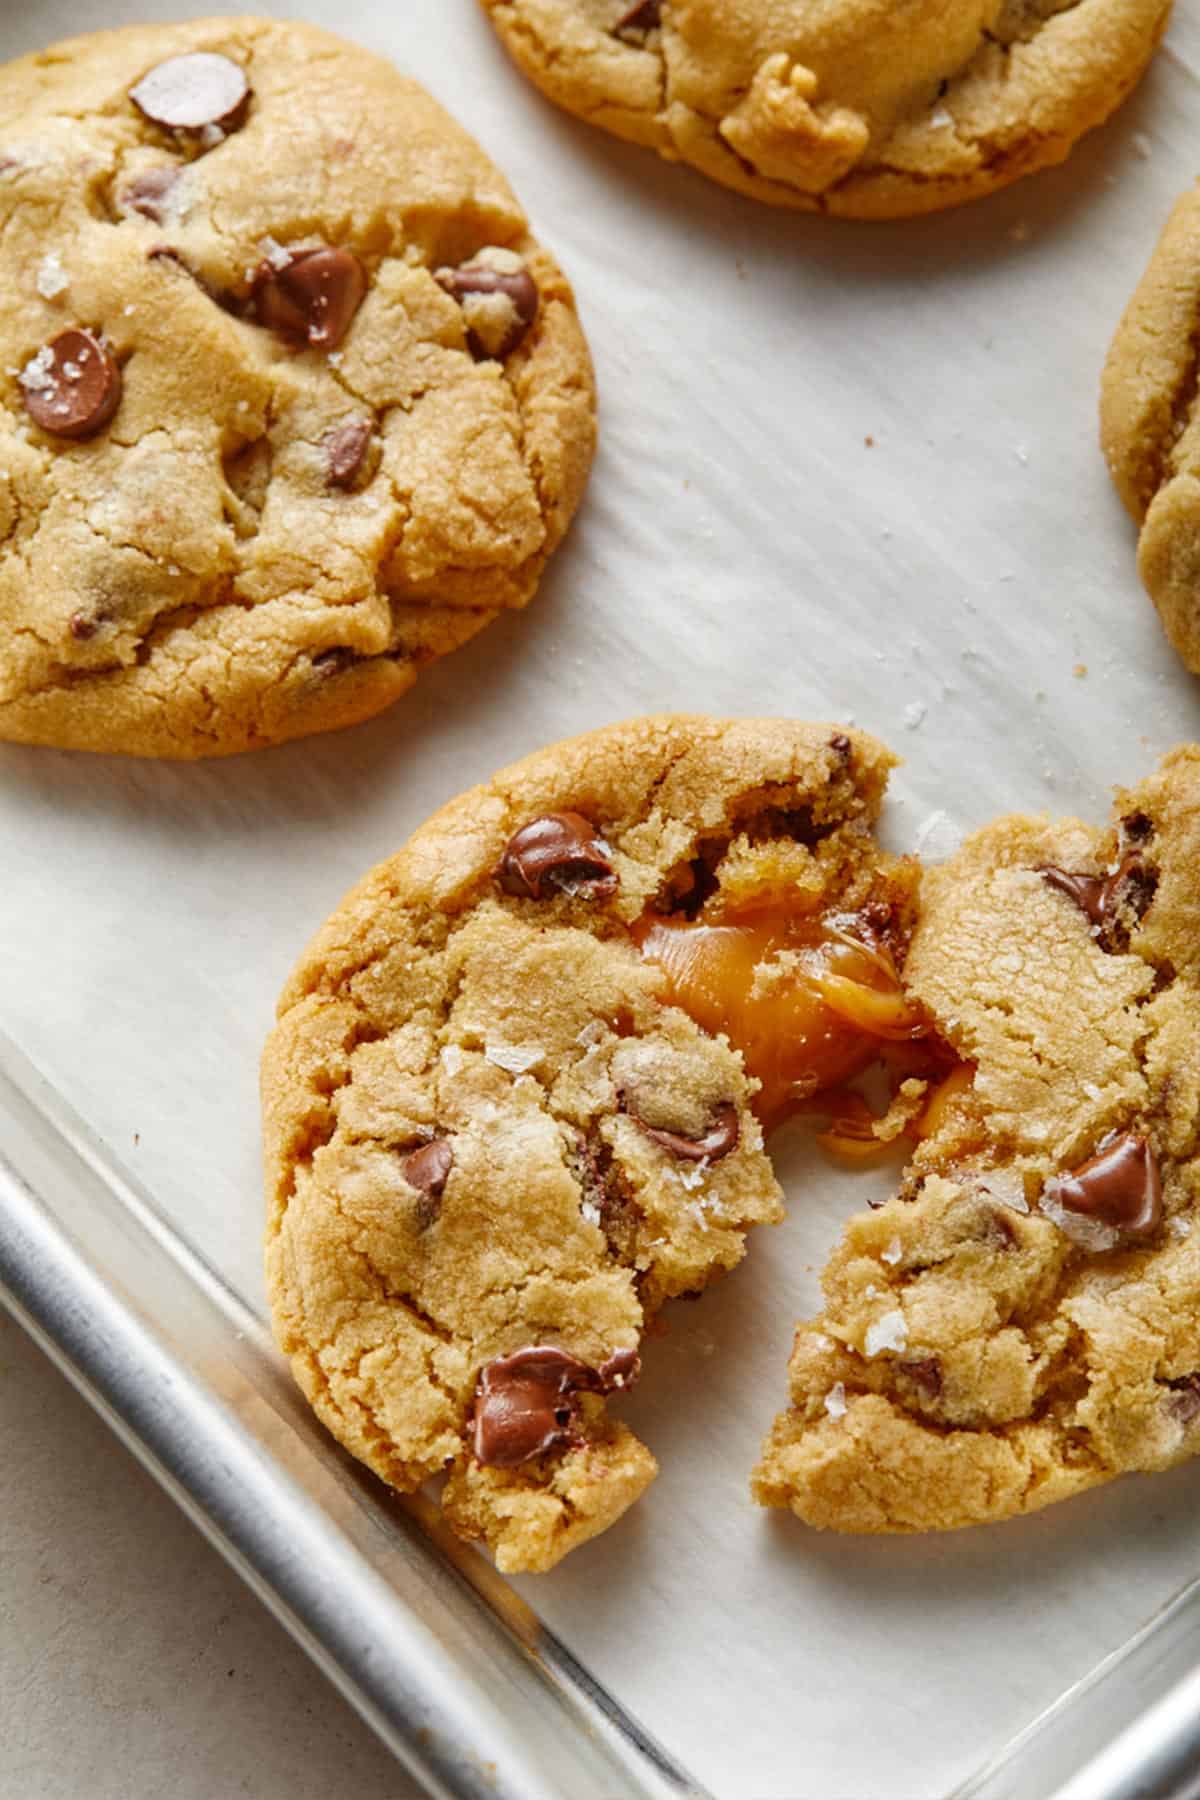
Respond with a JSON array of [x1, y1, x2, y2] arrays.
[[481, 0, 1171, 218], [0, 17, 595, 757], [262, 714, 914, 1571], [1102, 186, 1200, 674], [755, 747, 1200, 1533]]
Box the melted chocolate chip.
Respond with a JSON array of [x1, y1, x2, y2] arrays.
[[1121, 810, 1154, 845], [497, 813, 618, 901], [628, 1098, 740, 1163], [252, 247, 366, 350], [900, 1357, 943, 1400], [324, 419, 373, 489], [575, 1131, 642, 1261], [121, 166, 181, 221], [435, 252, 539, 360], [68, 611, 98, 642], [612, 0, 662, 38], [20, 330, 121, 439], [1039, 866, 1108, 928], [402, 1138, 454, 1229], [1043, 1132, 1163, 1242], [471, 1345, 640, 1468], [130, 51, 250, 136], [1039, 855, 1156, 952]]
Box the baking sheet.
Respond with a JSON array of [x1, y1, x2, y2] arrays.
[[4, 2, 1200, 1794]]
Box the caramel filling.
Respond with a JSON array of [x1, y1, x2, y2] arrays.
[[633, 900, 926, 1130]]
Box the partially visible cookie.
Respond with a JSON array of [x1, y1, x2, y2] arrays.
[[0, 18, 595, 757], [263, 715, 921, 1571], [480, 0, 1172, 218], [1101, 186, 1200, 672], [755, 748, 1200, 1533]]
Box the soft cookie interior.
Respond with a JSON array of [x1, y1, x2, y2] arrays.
[[755, 747, 1200, 1533], [263, 716, 923, 1571]]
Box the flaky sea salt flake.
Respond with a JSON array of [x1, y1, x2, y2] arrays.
[[484, 1042, 544, 1075], [36, 252, 68, 299], [881, 1236, 903, 1266], [18, 345, 55, 392], [865, 1309, 908, 1358], [824, 1382, 848, 1420], [1039, 1189, 1120, 1253]]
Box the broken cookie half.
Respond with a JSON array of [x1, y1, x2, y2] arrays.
[[755, 747, 1200, 1534], [262, 714, 924, 1571]]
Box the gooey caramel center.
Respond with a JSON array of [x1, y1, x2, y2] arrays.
[[632, 900, 926, 1129]]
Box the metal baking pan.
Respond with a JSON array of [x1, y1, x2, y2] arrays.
[[6, 1, 1200, 1795]]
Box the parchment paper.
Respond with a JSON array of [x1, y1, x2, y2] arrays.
[[4, 3, 1200, 1794]]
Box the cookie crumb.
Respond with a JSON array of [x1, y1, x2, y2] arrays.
[[1132, 131, 1153, 159]]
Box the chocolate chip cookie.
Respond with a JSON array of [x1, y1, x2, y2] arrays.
[[481, 0, 1171, 218], [1101, 187, 1200, 673], [263, 716, 920, 1571], [0, 19, 595, 756], [755, 747, 1200, 1533]]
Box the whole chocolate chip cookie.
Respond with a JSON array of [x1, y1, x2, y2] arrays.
[[0, 19, 595, 756], [480, 0, 1171, 218], [1101, 186, 1200, 673], [263, 716, 922, 1571], [755, 747, 1200, 1533]]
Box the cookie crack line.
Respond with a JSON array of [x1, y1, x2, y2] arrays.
[[0, 17, 596, 757]]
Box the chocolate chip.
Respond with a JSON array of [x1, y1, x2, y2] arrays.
[[1043, 1132, 1162, 1242], [628, 1098, 740, 1164], [574, 1131, 642, 1261], [324, 419, 372, 489], [1167, 1374, 1200, 1426], [497, 813, 618, 901], [130, 52, 250, 136], [252, 247, 366, 351], [829, 733, 852, 759], [20, 330, 121, 440], [1039, 866, 1108, 929], [1121, 810, 1154, 845], [120, 166, 181, 221], [900, 1356, 943, 1400], [471, 1345, 640, 1468], [435, 249, 539, 360], [612, 0, 662, 39], [402, 1138, 454, 1229], [1039, 855, 1156, 952]]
